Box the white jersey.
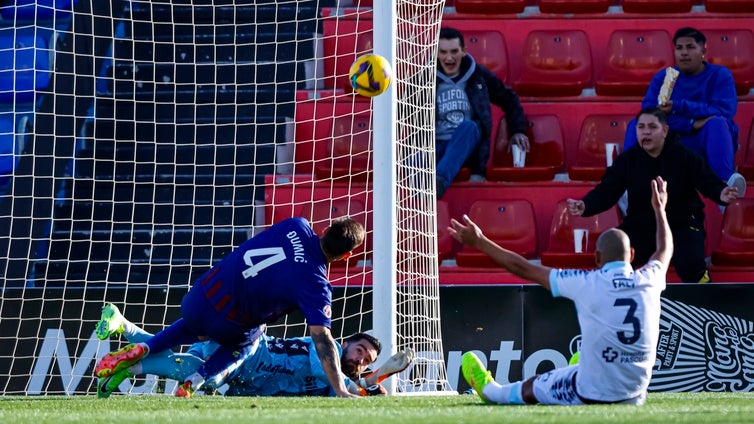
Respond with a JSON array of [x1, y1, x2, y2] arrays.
[[549, 260, 666, 402]]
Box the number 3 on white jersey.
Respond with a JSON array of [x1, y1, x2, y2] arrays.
[[242, 247, 286, 278]]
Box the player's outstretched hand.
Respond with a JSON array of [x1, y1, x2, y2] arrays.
[[448, 215, 484, 248], [651, 176, 668, 211], [376, 348, 414, 381], [358, 347, 415, 394]]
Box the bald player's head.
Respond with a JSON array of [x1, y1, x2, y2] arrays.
[[595, 228, 633, 266]]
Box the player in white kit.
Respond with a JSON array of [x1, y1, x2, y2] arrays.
[[448, 176, 673, 406]]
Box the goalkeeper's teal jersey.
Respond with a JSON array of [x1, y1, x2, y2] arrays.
[[213, 334, 348, 396]]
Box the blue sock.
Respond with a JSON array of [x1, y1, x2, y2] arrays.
[[136, 353, 205, 382], [144, 318, 200, 355]]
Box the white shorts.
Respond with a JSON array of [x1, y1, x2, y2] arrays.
[[531, 365, 646, 406]]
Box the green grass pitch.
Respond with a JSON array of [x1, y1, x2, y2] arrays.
[[2, 392, 754, 424]]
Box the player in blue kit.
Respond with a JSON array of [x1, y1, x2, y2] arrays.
[[94, 216, 366, 398], [95, 304, 414, 398], [449, 176, 673, 406]]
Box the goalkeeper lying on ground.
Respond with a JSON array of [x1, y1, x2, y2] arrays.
[[95, 304, 414, 398]]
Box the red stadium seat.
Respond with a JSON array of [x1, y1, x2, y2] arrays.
[[568, 114, 633, 182], [621, 0, 693, 13], [538, 0, 610, 14], [322, 20, 373, 91], [704, 29, 754, 96], [711, 199, 754, 267], [360, 0, 457, 7], [455, 199, 537, 267], [540, 200, 621, 268], [437, 200, 455, 261], [705, 0, 754, 13], [454, 0, 525, 14], [314, 112, 372, 181], [594, 29, 673, 97], [463, 29, 509, 84], [487, 114, 565, 182], [512, 30, 593, 97], [300, 198, 369, 267], [740, 119, 754, 181]]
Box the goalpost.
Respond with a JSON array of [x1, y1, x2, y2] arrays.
[[0, 0, 451, 395]]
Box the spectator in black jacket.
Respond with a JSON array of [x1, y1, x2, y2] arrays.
[[435, 27, 528, 198], [567, 107, 740, 283]]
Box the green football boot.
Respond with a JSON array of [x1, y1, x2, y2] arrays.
[[97, 369, 133, 398], [461, 351, 494, 404], [95, 303, 125, 341]]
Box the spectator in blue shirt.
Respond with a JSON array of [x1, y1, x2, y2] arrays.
[[623, 27, 746, 195]]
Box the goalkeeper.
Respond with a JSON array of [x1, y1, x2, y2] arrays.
[[94, 217, 365, 398], [95, 304, 413, 398]]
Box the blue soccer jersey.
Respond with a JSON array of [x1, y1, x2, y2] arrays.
[[222, 335, 347, 396], [192, 217, 332, 330]]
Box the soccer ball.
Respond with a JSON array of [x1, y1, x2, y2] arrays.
[[348, 54, 392, 97]]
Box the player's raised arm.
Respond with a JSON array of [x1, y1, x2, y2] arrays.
[[649, 176, 673, 268], [309, 325, 359, 398], [448, 215, 553, 290]]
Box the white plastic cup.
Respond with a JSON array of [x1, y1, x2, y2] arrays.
[[605, 143, 620, 167], [573, 229, 589, 253], [511, 144, 526, 168]]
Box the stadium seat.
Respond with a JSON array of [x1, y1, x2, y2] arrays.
[[710, 199, 754, 267], [437, 200, 454, 261], [739, 120, 754, 181], [540, 200, 621, 268], [486, 114, 565, 182], [455, 199, 537, 267], [300, 198, 369, 267], [594, 30, 673, 97], [621, 0, 693, 13], [512, 30, 593, 97], [704, 29, 754, 96], [0, 0, 78, 21], [0, 113, 15, 185], [538, 0, 610, 14], [463, 29, 509, 84], [0, 33, 52, 104], [454, 0, 526, 14], [705, 0, 754, 13], [360, 0, 457, 7], [314, 113, 372, 181], [322, 20, 373, 91], [568, 114, 633, 182]]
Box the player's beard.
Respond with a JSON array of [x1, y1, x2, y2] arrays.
[[340, 346, 359, 380]]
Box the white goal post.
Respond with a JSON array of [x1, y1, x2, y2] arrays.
[[0, 0, 452, 395]]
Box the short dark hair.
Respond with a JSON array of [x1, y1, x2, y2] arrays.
[[673, 27, 706, 45], [320, 217, 365, 258], [636, 106, 668, 125], [439, 27, 465, 49], [344, 332, 382, 356]]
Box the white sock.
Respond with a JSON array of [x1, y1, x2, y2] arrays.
[[483, 381, 526, 405]]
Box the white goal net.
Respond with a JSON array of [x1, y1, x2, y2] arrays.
[[0, 0, 451, 395]]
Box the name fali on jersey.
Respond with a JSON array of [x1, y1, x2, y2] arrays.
[[286, 231, 307, 263], [612, 278, 636, 289]]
